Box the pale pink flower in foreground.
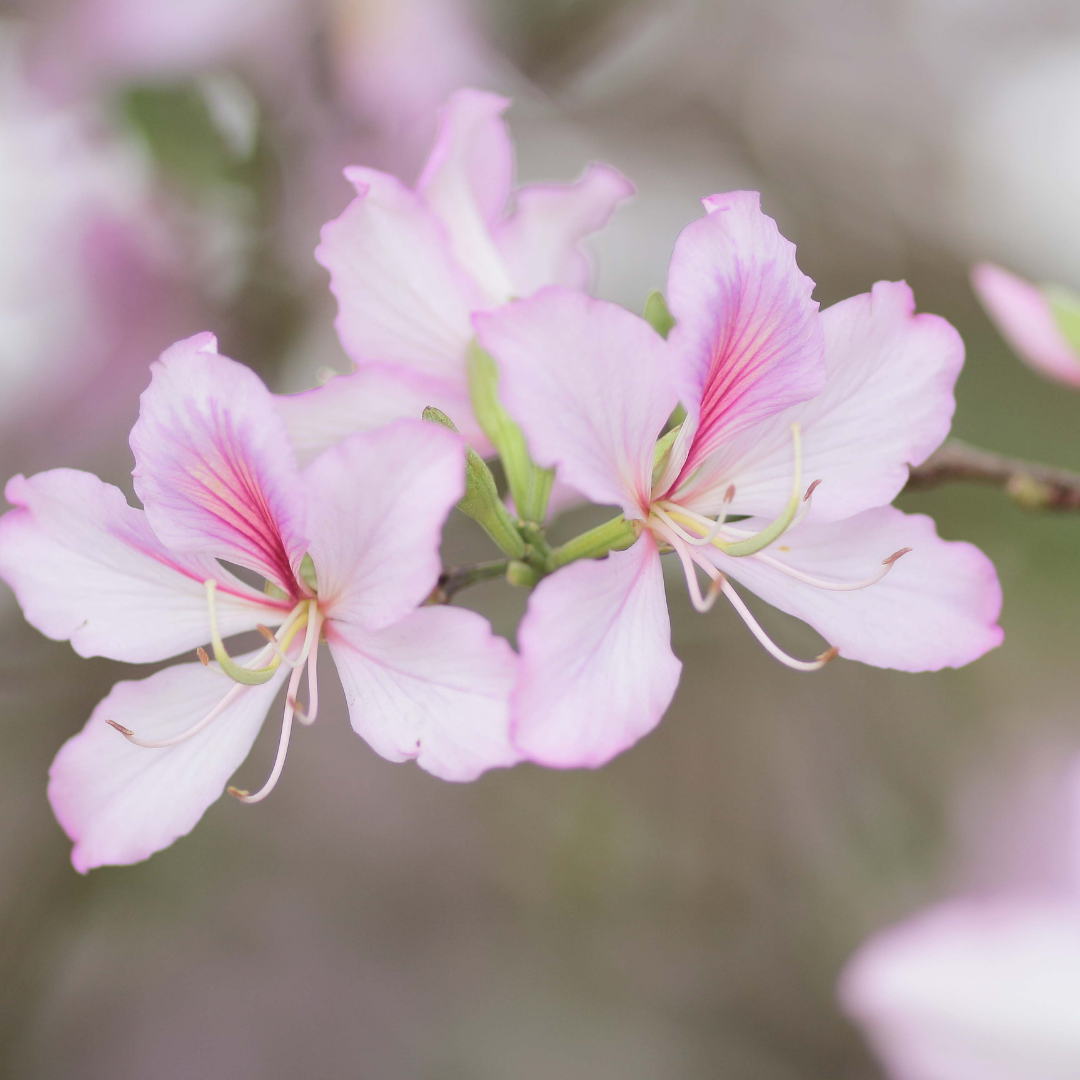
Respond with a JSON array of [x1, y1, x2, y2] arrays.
[[476, 192, 1003, 768], [841, 763, 1080, 1080], [971, 263, 1080, 389], [279, 87, 633, 459], [0, 333, 517, 871]]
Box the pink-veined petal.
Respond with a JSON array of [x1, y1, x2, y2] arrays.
[[130, 333, 308, 593], [0, 470, 284, 663], [277, 363, 490, 466], [327, 606, 519, 781], [493, 163, 634, 296], [972, 263, 1080, 388], [678, 281, 964, 520], [49, 652, 288, 872], [415, 88, 515, 301], [511, 532, 682, 768], [475, 287, 678, 519], [840, 897, 1080, 1080], [317, 167, 487, 381], [663, 191, 824, 488], [304, 420, 463, 631], [705, 507, 1003, 672]]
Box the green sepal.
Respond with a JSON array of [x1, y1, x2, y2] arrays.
[[466, 341, 554, 523], [506, 560, 541, 588], [298, 553, 318, 593], [643, 291, 675, 339], [1044, 283, 1080, 355], [549, 515, 639, 570], [651, 422, 682, 486], [423, 406, 527, 559]]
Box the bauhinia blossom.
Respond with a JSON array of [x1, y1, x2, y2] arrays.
[[0, 333, 518, 871], [840, 761, 1080, 1080], [971, 262, 1080, 389], [278, 87, 633, 460], [475, 191, 1004, 768]]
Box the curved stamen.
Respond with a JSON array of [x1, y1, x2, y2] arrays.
[[108, 679, 251, 748], [653, 519, 722, 613], [654, 485, 736, 548], [255, 623, 308, 669], [751, 547, 912, 591], [298, 611, 323, 726], [206, 582, 305, 685], [227, 608, 320, 803], [718, 576, 838, 672]]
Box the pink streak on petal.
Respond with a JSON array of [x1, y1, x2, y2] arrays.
[[493, 163, 634, 296], [475, 287, 678, 519], [303, 420, 464, 632], [0, 469, 283, 663], [130, 333, 308, 594], [327, 607, 519, 781], [665, 191, 825, 489], [705, 507, 1003, 672], [972, 263, 1080, 388], [49, 652, 288, 872], [511, 533, 682, 769]]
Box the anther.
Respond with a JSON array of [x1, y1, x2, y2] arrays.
[[197, 647, 209, 666], [226, 786, 250, 799], [803, 479, 822, 502], [883, 547, 912, 565], [817, 646, 839, 664], [106, 720, 134, 736]]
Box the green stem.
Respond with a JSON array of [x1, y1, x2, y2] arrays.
[[548, 515, 639, 570], [427, 560, 510, 604]]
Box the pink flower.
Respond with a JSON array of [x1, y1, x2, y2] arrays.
[[475, 192, 1003, 768], [971, 263, 1080, 389], [0, 333, 518, 871], [279, 88, 633, 459], [840, 763, 1080, 1080]]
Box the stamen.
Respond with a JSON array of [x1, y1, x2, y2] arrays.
[[750, 546, 912, 591], [227, 606, 320, 803], [254, 622, 308, 669], [205, 582, 305, 685], [719, 577, 837, 672], [654, 485, 736, 547], [109, 679, 250, 748], [654, 520, 722, 613], [299, 610, 322, 726], [197, 647, 210, 666]]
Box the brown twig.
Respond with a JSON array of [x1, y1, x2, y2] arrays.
[[426, 560, 510, 605], [905, 439, 1080, 510]]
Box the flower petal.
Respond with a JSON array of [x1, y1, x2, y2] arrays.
[[475, 287, 678, 519], [664, 191, 824, 487], [130, 333, 308, 593], [48, 652, 288, 872], [303, 420, 464, 630], [415, 88, 516, 300], [840, 897, 1080, 1080], [679, 281, 964, 521], [316, 166, 487, 381], [706, 507, 1003, 671], [972, 262, 1080, 388], [0, 470, 283, 663], [511, 533, 682, 768], [327, 607, 519, 781], [277, 363, 489, 466], [493, 163, 634, 296]]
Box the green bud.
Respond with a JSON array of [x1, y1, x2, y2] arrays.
[[1044, 283, 1080, 354], [643, 291, 676, 339], [466, 341, 554, 523], [549, 515, 639, 570], [652, 422, 682, 486], [423, 406, 526, 559], [506, 560, 541, 588]]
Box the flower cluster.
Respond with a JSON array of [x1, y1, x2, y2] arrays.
[[0, 89, 1004, 870]]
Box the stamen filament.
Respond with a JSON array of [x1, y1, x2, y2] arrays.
[[718, 576, 838, 672], [652, 519, 722, 612], [206, 582, 305, 685], [750, 547, 912, 591], [299, 611, 322, 726]]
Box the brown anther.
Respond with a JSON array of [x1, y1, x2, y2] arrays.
[[226, 786, 249, 799], [882, 547, 913, 566], [106, 720, 134, 736], [255, 624, 276, 642], [724, 484, 736, 502], [803, 479, 822, 502], [287, 696, 309, 724], [816, 646, 839, 664], [196, 647, 210, 666]]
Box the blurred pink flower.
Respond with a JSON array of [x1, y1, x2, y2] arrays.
[[841, 762, 1080, 1080], [475, 192, 1003, 768], [279, 88, 633, 457], [0, 333, 518, 871], [971, 263, 1080, 389]]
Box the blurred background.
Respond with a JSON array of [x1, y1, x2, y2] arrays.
[[0, 0, 1078, 1076]]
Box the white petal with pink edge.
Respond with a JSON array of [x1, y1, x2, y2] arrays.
[[475, 288, 678, 519], [705, 507, 1003, 672], [327, 606, 519, 781], [130, 333, 309, 593], [678, 281, 964, 521], [49, 652, 288, 872], [303, 421, 464, 631], [0, 470, 283, 663], [511, 533, 682, 768]]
